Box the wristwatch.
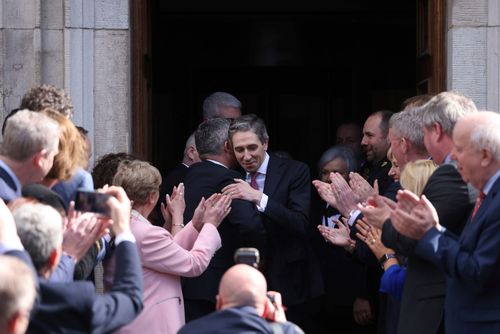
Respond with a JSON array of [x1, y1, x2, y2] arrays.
[[379, 253, 396, 269]]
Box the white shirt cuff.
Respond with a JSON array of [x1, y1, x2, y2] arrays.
[[114, 231, 136, 245], [257, 193, 269, 212], [347, 209, 361, 226]]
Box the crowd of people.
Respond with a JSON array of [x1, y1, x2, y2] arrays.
[[0, 86, 499, 334]]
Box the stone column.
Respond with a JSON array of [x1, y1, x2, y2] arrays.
[[447, 0, 500, 111], [0, 0, 131, 164]]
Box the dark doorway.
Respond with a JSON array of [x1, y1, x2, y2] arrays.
[[149, 1, 416, 175]]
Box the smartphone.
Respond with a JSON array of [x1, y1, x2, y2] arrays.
[[74, 189, 111, 217], [234, 247, 260, 268]]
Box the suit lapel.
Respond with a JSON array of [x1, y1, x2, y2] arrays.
[[263, 154, 281, 196]]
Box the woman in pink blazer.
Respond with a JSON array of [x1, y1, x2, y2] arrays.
[[104, 160, 231, 334]]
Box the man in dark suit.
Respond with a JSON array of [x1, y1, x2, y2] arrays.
[[390, 111, 500, 334], [0, 186, 143, 334], [182, 118, 266, 321], [179, 264, 304, 334], [223, 114, 323, 331], [359, 92, 477, 334]]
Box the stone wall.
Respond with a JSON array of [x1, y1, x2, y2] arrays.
[[447, 0, 500, 111], [0, 0, 130, 165]]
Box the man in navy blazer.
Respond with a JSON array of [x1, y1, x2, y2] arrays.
[[178, 264, 304, 334], [391, 111, 500, 334], [0, 186, 143, 334], [223, 114, 323, 331]]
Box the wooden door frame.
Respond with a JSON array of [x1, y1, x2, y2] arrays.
[[130, 0, 152, 161]]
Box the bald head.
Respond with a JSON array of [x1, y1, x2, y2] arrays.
[[452, 111, 500, 189], [217, 264, 268, 312]]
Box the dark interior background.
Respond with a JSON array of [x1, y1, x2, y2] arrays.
[[150, 1, 416, 176]]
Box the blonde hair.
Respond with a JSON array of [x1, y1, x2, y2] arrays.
[[400, 159, 437, 196], [112, 160, 161, 206], [41, 108, 87, 181]]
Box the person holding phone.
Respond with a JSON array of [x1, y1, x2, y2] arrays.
[[178, 264, 304, 334], [104, 160, 232, 334]]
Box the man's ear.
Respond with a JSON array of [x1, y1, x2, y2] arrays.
[[480, 148, 493, 167], [433, 122, 444, 142], [48, 247, 61, 271], [224, 140, 232, 153], [263, 138, 269, 151], [401, 137, 409, 154], [32, 149, 48, 168], [186, 145, 197, 161], [215, 294, 222, 310]]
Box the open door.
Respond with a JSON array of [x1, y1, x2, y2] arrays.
[[416, 0, 446, 94]]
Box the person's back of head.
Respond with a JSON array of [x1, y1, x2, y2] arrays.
[[422, 91, 477, 137], [202, 92, 242, 120], [182, 132, 200, 166], [216, 264, 268, 313], [39, 108, 87, 182], [195, 118, 232, 159], [13, 203, 63, 277], [389, 108, 428, 155], [402, 94, 434, 111], [0, 255, 36, 334], [112, 160, 161, 207], [20, 84, 74, 118], [1, 110, 60, 163], [92, 152, 138, 189]]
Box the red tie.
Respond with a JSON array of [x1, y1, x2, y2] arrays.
[[250, 172, 259, 190], [471, 191, 485, 221]]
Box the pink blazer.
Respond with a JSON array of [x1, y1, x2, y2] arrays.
[[104, 210, 221, 334]]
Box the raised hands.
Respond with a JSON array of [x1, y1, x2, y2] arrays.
[[350, 173, 378, 203], [317, 218, 356, 249], [192, 193, 232, 230], [357, 194, 395, 229], [355, 218, 393, 259], [329, 172, 359, 218], [391, 190, 440, 240], [161, 183, 186, 233], [312, 180, 337, 207], [63, 204, 109, 261]]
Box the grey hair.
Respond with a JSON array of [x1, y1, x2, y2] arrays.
[[13, 203, 63, 274], [1, 109, 60, 161], [184, 132, 196, 155], [0, 255, 36, 324], [470, 123, 500, 162], [228, 114, 269, 144], [203, 92, 241, 120], [195, 118, 232, 158], [422, 91, 477, 136], [389, 108, 427, 153], [317, 145, 358, 176]]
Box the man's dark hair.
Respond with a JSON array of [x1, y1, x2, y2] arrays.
[[228, 114, 269, 144], [92, 152, 138, 189], [195, 118, 232, 158], [370, 110, 394, 138]]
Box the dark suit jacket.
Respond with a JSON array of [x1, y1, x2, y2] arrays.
[[26, 241, 144, 334], [382, 163, 474, 334], [152, 163, 190, 226], [0, 163, 20, 202], [415, 175, 500, 334], [182, 160, 266, 303], [309, 192, 364, 307], [261, 155, 323, 306], [178, 306, 304, 334]]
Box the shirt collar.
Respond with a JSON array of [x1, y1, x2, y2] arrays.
[[206, 159, 228, 169], [483, 170, 500, 195]]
